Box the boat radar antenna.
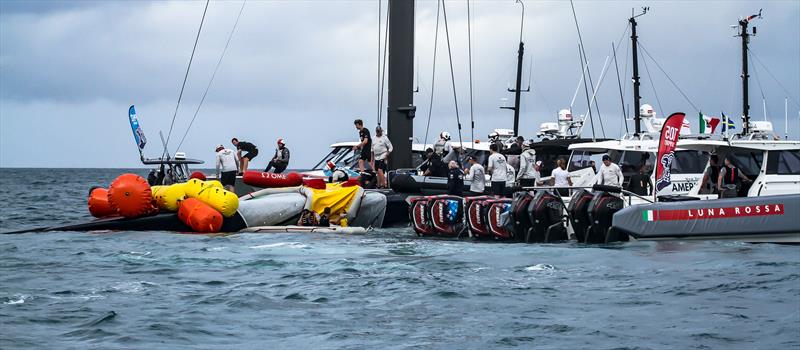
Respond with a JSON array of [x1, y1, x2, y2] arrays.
[[735, 9, 762, 136], [629, 6, 648, 137]]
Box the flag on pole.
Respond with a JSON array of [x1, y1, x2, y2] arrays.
[[698, 112, 721, 134], [721, 112, 736, 133]]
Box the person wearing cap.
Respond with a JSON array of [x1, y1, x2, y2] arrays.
[[446, 160, 465, 196], [372, 125, 393, 188], [516, 140, 540, 187], [595, 154, 624, 188], [264, 138, 290, 173], [464, 155, 485, 194], [487, 143, 508, 196], [215, 144, 239, 191]]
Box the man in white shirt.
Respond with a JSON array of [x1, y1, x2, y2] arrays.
[[517, 144, 540, 187], [371, 126, 393, 188], [215, 144, 239, 191], [551, 158, 572, 196], [487, 143, 508, 196], [595, 154, 624, 188], [465, 156, 485, 194]]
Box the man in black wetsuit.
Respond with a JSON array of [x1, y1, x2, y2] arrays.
[[627, 164, 653, 196], [231, 138, 258, 174], [352, 119, 372, 172], [422, 151, 448, 177], [446, 161, 465, 196]]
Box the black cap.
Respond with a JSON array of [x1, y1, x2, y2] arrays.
[[602, 154, 611, 161]]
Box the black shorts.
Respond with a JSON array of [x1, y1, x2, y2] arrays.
[[360, 149, 371, 162], [491, 181, 506, 196], [375, 159, 387, 171], [242, 149, 258, 161], [220, 171, 237, 187]]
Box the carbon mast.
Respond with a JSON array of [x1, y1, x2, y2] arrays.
[[386, 0, 416, 169]]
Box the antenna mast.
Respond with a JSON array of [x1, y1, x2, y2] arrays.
[[629, 7, 648, 136], [736, 9, 762, 135]]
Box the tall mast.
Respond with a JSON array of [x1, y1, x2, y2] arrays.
[[629, 7, 647, 136], [501, 0, 528, 136], [386, 0, 415, 169], [736, 9, 761, 135]]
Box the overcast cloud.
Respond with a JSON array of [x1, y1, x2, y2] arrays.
[[1, 0, 798, 168]]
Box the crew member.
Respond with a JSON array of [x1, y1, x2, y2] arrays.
[[517, 141, 539, 187], [422, 150, 448, 177], [465, 155, 485, 194], [488, 132, 504, 153], [231, 138, 258, 174], [318, 207, 331, 227], [700, 154, 721, 194], [551, 158, 572, 196], [595, 154, 624, 188], [442, 143, 462, 166], [352, 119, 372, 172], [487, 143, 508, 196], [505, 136, 524, 156], [505, 162, 516, 188], [372, 126, 393, 188], [433, 131, 452, 156], [627, 164, 653, 196], [718, 155, 750, 198], [215, 144, 239, 192], [297, 209, 319, 226], [264, 138, 290, 173], [446, 161, 465, 196]]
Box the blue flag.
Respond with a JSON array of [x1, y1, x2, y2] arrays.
[[721, 112, 736, 133], [128, 105, 147, 150]]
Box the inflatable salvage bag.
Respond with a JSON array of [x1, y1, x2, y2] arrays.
[[87, 174, 158, 219], [242, 171, 303, 188], [524, 190, 567, 243]]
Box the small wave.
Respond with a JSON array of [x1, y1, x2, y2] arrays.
[[2, 294, 31, 305], [525, 264, 555, 271], [106, 281, 156, 294], [249, 242, 309, 249]]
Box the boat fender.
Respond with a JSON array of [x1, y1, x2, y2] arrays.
[[154, 183, 188, 212], [242, 171, 303, 188], [196, 187, 239, 217], [178, 198, 223, 233], [107, 173, 157, 218], [88, 187, 116, 218]]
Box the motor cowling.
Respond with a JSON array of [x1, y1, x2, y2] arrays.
[[526, 190, 567, 243], [429, 195, 465, 237], [409, 196, 436, 236], [508, 191, 535, 241], [586, 191, 625, 243], [465, 196, 494, 238], [484, 198, 514, 240], [567, 189, 594, 242]]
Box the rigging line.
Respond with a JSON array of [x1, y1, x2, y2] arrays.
[[570, 64, 588, 108], [578, 44, 596, 140], [377, 2, 390, 126], [423, 0, 442, 147], [612, 41, 628, 134], [177, 0, 246, 151], [376, 0, 381, 125], [162, 0, 210, 161], [467, 0, 475, 147], [638, 42, 700, 113], [749, 51, 769, 120], [441, 0, 464, 147], [622, 29, 631, 101], [748, 48, 800, 109], [569, 0, 604, 137], [639, 49, 664, 118]]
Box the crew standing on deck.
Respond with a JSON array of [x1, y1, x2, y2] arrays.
[[465, 156, 485, 194], [264, 138, 290, 173], [487, 143, 508, 196], [488, 132, 504, 153], [215, 144, 239, 192], [700, 154, 721, 194], [434, 131, 452, 157], [372, 126, 393, 188], [718, 155, 751, 198], [231, 138, 258, 174], [552, 158, 572, 196], [595, 154, 624, 188], [517, 141, 539, 187], [447, 161, 465, 196], [353, 119, 372, 172]]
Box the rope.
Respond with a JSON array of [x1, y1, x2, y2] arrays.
[[177, 0, 246, 151], [377, 1, 390, 126], [162, 0, 210, 161], [612, 41, 628, 134], [640, 49, 665, 118], [749, 51, 769, 120], [467, 0, 475, 147], [638, 42, 700, 113], [441, 0, 464, 147], [569, 0, 604, 137], [423, 0, 441, 147], [578, 44, 596, 139], [376, 0, 382, 125], [748, 48, 800, 109]]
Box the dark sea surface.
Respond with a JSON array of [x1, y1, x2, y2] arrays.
[[1, 168, 798, 349]]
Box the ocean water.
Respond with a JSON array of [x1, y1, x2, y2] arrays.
[[1, 168, 798, 349]]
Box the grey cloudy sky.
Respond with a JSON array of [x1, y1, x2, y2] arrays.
[[1, 0, 798, 168]]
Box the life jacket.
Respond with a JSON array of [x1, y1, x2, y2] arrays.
[[708, 165, 720, 185], [722, 165, 741, 186], [433, 139, 447, 156]]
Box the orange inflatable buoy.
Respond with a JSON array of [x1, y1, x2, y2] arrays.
[[178, 198, 223, 233], [88, 187, 116, 218], [107, 173, 157, 218]]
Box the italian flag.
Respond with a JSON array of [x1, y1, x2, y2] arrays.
[[642, 210, 655, 222], [698, 112, 720, 134]]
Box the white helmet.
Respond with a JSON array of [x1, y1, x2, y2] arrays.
[[488, 131, 499, 141], [440, 131, 451, 141], [640, 104, 655, 118]]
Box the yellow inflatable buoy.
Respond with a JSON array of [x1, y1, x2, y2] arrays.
[[196, 187, 239, 217], [183, 179, 223, 198], [154, 183, 187, 212]]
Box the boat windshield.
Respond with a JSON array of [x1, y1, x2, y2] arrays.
[[672, 150, 710, 174], [311, 146, 359, 170], [728, 150, 764, 177]]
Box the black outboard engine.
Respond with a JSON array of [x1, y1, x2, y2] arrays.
[[586, 188, 625, 244], [507, 191, 535, 242], [465, 196, 493, 238], [526, 190, 568, 243], [567, 189, 595, 242], [429, 195, 465, 237], [409, 196, 436, 236]]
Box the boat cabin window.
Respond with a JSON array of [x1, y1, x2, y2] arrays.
[[609, 150, 656, 175], [671, 150, 710, 174], [727, 150, 764, 177], [311, 146, 360, 171], [568, 150, 603, 173], [766, 150, 800, 175]]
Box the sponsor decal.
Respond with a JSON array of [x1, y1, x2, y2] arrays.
[[655, 112, 686, 193], [643, 204, 784, 222]]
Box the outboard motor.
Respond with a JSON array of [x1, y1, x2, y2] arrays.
[[586, 187, 625, 244], [409, 196, 436, 236], [484, 198, 514, 240], [526, 190, 567, 243], [465, 196, 493, 238], [507, 191, 535, 241], [567, 189, 595, 242], [428, 195, 465, 237]]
